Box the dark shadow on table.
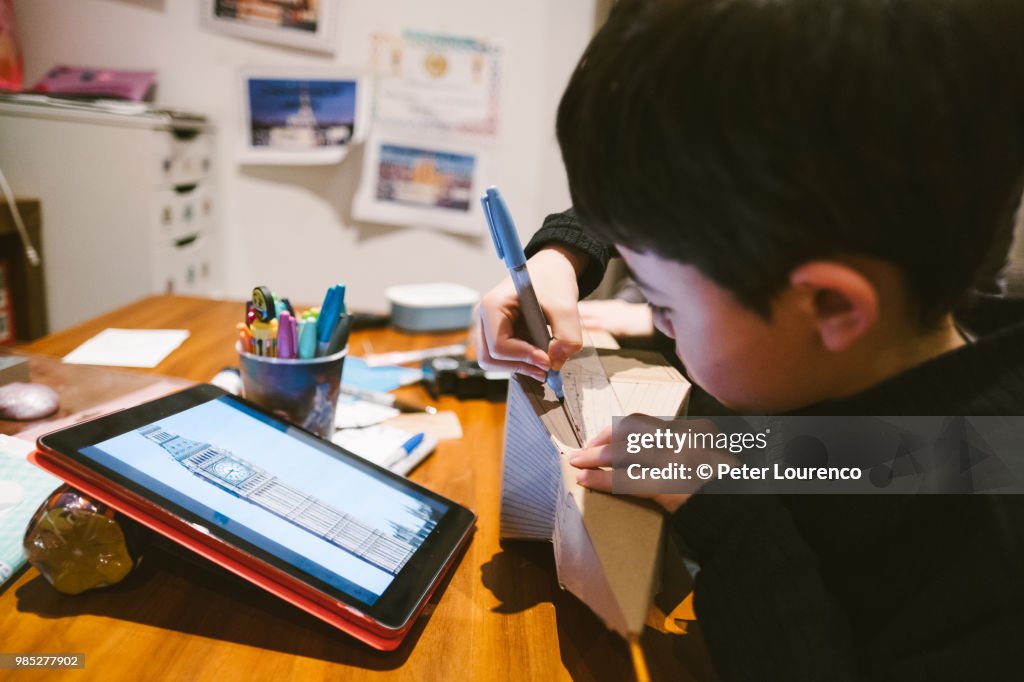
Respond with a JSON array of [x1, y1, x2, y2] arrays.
[[482, 542, 718, 682], [14, 541, 454, 669]]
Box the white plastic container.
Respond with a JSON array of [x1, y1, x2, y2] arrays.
[[385, 283, 480, 332]]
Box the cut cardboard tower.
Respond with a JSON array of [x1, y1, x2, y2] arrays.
[[500, 343, 691, 637]]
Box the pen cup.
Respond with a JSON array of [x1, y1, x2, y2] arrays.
[[237, 345, 346, 439]]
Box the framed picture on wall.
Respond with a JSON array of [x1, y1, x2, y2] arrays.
[[239, 67, 369, 165], [201, 0, 340, 54], [353, 132, 488, 235]]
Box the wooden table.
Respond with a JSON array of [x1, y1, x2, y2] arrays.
[[0, 295, 710, 681]]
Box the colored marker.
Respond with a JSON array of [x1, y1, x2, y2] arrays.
[[317, 284, 346, 355], [298, 318, 317, 359], [324, 313, 352, 356], [236, 322, 252, 354], [336, 284, 347, 315], [482, 187, 564, 399], [277, 311, 297, 359]]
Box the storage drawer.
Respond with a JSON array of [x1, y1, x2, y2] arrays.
[[154, 231, 218, 295], [154, 184, 215, 244], [154, 131, 214, 187]]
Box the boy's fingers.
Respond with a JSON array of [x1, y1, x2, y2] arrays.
[[479, 305, 551, 369], [476, 321, 548, 382], [544, 303, 584, 370], [575, 467, 612, 492], [568, 444, 612, 469]]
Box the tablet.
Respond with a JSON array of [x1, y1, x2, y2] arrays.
[[34, 384, 475, 650]]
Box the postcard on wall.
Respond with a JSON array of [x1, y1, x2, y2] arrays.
[[353, 133, 487, 235], [238, 67, 369, 165], [371, 31, 502, 137], [201, 0, 340, 54]]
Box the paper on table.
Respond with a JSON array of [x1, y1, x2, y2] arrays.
[[384, 411, 462, 441], [335, 395, 400, 429], [63, 329, 190, 368], [342, 356, 422, 393], [0, 434, 60, 585], [331, 425, 437, 476]]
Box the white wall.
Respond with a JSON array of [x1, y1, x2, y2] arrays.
[[12, 0, 594, 310]]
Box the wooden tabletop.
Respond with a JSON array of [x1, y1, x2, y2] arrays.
[[0, 295, 708, 682]]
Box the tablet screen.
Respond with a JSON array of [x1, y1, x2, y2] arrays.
[[77, 395, 450, 606]]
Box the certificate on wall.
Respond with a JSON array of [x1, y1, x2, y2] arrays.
[[353, 133, 488, 235], [239, 67, 369, 165], [371, 31, 502, 138], [202, 0, 341, 54]]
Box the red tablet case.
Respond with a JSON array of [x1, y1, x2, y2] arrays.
[[30, 446, 469, 651]]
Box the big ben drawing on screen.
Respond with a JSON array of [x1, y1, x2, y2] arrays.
[[138, 425, 437, 574]]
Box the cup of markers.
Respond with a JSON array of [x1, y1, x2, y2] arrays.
[[237, 284, 353, 438]]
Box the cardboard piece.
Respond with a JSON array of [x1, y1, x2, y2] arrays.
[[500, 345, 691, 637]]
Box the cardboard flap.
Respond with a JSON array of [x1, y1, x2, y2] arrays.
[[599, 349, 690, 418], [553, 488, 627, 634], [499, 347, 692, 639], [580, 489, 665, 636]]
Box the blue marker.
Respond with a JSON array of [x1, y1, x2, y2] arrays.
[[481, 186, 565, 400], [316, 284, 345, 355]]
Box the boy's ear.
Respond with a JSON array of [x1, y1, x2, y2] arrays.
[[789, 261, 878, 352]]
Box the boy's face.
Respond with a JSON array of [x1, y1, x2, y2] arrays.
[[618, 246, 826, 413]]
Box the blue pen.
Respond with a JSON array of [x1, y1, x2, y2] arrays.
[[383, 432, 425, 469], [316, 284, 345, 355], [481, 186, 565, 400]]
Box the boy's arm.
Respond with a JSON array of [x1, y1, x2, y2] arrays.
[[524, 208, 615, 299], [674, 494, 862, 682], [476, 208, 614, 378]]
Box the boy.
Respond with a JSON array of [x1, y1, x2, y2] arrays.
[[476, 1, 1024, 680]]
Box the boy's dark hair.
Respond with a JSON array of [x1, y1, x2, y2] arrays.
[[557, 0, 1024, 322]]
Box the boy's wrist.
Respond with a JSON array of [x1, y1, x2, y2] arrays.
[[534, 245, 591, 279]]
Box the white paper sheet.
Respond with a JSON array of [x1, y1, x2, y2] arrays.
[[331, 425, 437, 476], [63, 329, 190, 368], [335, 395, 400, 429]]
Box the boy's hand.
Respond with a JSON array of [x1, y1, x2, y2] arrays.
[[475, 246, 589, 381], [578, 299, 655, 339], [570, 415, 738, 514]]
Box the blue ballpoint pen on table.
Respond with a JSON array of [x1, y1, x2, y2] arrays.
[[382, 432, 425, 469], [481, 186, 566, 401]]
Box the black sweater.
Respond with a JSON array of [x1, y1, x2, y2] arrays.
[[527, 211, 1024, 682]]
